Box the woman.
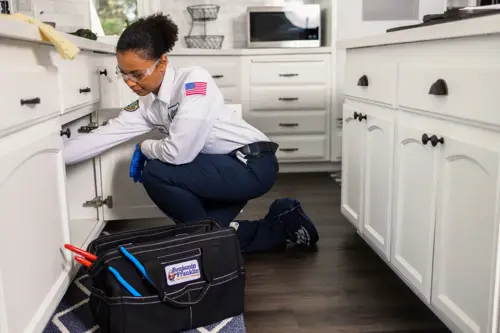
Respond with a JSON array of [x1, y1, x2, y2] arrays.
[[63, 13, 319, 253]]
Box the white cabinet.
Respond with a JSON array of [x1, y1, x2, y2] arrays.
[[431, 125, 500, 333], [97, 56, 137, 110], [361, 104, 394, 260], [97, 109, 165, 221], [341, 103, 365, 229], [0, 119, 71, 333], [341, 101, 395, 260], [391, 115, 439, 302]]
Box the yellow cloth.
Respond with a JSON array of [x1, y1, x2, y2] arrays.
[[0, 13, 80, 59]]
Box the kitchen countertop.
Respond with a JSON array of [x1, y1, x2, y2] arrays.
[[0, 16, 116, 54], [337, 13, 500, 49], [167, 46, 332, 56]]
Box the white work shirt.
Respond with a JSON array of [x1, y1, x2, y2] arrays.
[[63, 65, 269, 165]]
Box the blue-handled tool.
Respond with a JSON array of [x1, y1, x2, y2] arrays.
[[119, 246, 153, 285]]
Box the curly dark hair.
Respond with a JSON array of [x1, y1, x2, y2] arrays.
[[116, 13, 179, 59]]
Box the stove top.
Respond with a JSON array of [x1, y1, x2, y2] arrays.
[[386, 8, 500, 32]]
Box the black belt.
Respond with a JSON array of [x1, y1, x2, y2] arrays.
[[236, 141, 279, 156]]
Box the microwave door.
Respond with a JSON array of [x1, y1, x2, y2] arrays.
[[248, 9, 320, 48]]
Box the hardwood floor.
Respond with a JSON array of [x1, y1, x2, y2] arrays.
[[238, 173, 450, 333], [104, 172, 451, 333]]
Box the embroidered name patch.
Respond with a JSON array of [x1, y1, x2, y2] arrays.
[[165, 259, 201, 286], [124, 99, 139, 112], [185, 82, 207, 96]]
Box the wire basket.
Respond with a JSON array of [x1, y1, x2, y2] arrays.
[[187, 4, 220, 21], [185, 35, 224, 49]]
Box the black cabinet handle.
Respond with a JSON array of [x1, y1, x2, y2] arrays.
[[280, 148, 299, 152], [353, 112, 359, 120], [429, 79, 448, 96], [80, 87, 91, 93], [212, 74, 223, 79], [422, 134, 430, 145], [20, 97, 41, 106], [430, 135, 444, 147], [357, 75, 369, 87], [358, 114, 367, 122], [60, 128, 71, 138], [99, 69, 108, 76], [279, 73, 299, 77], [279, 123, 299, 127], [278, 97, 299, 102]]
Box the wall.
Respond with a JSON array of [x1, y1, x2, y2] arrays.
[[16, 0, 90, 33], [158, 0, 318, 50]]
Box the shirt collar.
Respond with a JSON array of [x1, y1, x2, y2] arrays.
[[141, 66, 175, 110]]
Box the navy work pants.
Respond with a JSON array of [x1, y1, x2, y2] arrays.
[[142, 151, 287, 253]]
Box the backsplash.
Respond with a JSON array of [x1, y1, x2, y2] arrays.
[[160, 0, 319, 49]]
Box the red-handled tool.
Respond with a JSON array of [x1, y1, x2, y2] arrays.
[[64, 244, 97, 262]]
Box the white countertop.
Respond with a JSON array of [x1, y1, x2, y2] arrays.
[[0, 16, 116, 54], [337, 13, 500, 49], [167, 46, 332, 56]]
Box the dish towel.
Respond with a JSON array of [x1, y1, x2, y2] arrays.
[[0, 13, 80, 59]]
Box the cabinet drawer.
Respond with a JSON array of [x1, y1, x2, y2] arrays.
[[270, 135, 327, 161], [344, 53, 396, 105], [220, 87, 240, 104], [53, 52, 100, 112], [250, 60, 327, 85], [250, 86, 326, 111], [248, 112, 326, 135], [168, 56, 240, 87], [398, 62, 500, 125], [0, 65, 60, 133]]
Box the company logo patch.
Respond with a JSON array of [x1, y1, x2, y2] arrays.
[[124, 100, 139, 112], [165, 259, 201, 286], [168, 102, 179, 122]]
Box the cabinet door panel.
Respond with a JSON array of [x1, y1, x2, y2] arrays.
[[362, 106, 394, 259], [98, 109, 164, 220], [62, 114, 100, 247], [0, 124, 70, 333], [341, 103, 364, 229], [432, 134, 499, 333], [392, 121, 437, 302]]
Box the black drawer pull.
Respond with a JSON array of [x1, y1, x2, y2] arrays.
[[429, 79, 448, 96], [430, 135, 445, 147], [99, 69, 108, 76], [60, 128, 71, 138], [279, 123, 299, 127], [279, 148, 299, 152], [20, 97, 41, 106], [353, 111, 359, 120], [279, 73, 299, 77], [358, 114, 367, 122], [212, 74, 223, 79], [278, 97, 299, 102], [357, 75, 369, 87], [80, 87, 91, 93]]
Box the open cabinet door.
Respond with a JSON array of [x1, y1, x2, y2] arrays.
[[97, 108, 165, 221]]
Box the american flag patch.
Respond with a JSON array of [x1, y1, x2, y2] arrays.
[[185, 82, 207, 96]]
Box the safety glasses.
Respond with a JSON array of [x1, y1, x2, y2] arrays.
[[116, 55, 162, 83]]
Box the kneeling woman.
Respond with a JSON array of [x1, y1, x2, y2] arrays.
[[63, 13, 319, 253]]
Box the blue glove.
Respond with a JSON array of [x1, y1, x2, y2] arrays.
[[130, 144, 148, 183]]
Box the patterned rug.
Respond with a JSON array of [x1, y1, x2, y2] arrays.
[[42, 231, 246, 333]]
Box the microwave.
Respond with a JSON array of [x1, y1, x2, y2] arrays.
[[246, 4, 321, 48]]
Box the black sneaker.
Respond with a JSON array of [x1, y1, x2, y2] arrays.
[[268, 198, 319, 247]]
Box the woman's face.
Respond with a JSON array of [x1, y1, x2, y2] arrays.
[[116, 51, 167, 96]]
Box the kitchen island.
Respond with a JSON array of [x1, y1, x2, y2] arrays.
[[338, 13, 500, 333]]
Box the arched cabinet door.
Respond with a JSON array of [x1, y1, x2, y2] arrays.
[[431, 127, 500, 333], [0, 119, 71, 333]]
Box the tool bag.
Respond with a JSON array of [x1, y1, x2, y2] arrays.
[[84, 219, 245, 333]]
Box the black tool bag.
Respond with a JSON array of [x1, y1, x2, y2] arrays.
[[84, 219, 245, 333]]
